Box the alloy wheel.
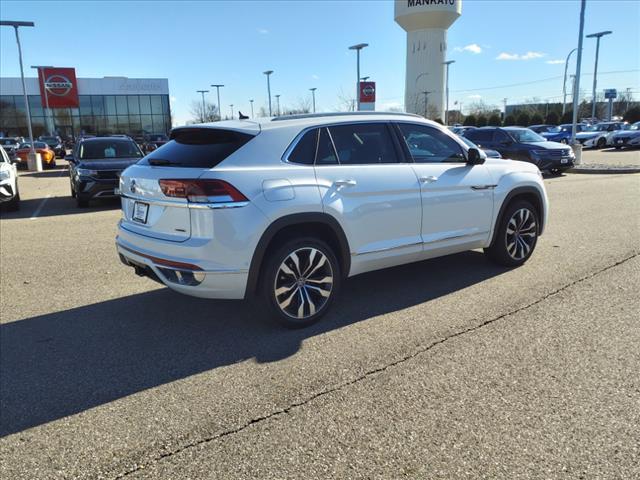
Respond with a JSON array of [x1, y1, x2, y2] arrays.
[[505, 208, 537, 261], [274, 247, 333, 320]]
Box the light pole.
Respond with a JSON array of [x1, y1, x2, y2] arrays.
[[503, 98, 508, 121], [443, 60, 455, 125], [562, 48, 578, 115], [275, 94, 281, 116], [310, 88, 317, 113], [249, 99, 254, 118], [230, 104, 234, 119], [586, 30, 612, 120], [196, 90, 209, 122], [1, 20, 40, 171], [360, 76, 369, 82], [571, 0, 587, 146], [263, 70, 274, 116], [31, 65, 53, 135], [349, 43, 368, 111], [210, 84, 224, 121]]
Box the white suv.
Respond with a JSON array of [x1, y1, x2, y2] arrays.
[[0, 146, 20, 211], [116, 113, 548, 327]]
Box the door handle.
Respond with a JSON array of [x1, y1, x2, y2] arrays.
[[334, 179, 357, 188], [419, 176, 438, 184]]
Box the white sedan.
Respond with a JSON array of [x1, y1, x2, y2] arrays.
[[0, 146, 20, 211]]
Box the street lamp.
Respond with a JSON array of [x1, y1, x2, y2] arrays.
[[570, 0, 587, 146], [196, 90, 209, 122], [249, 99, 254, 118], [348, 43, 368, 111], [360, 76, 369, 82], [263, 70, 274, 116], [586, 30, 612, 120], [562, 48, 578, 115], [1, 20, 40, 171], [275, 94, 281, 116], [443, 60, 455, 125], [210, 84, 224, 121], [31, 65, 54, 135], [230, 104, 234, 119], [309, 88, 317, 113]]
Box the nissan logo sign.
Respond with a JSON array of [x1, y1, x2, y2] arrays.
[[362, 85, 375, 96], [44, 75, 73, 97]]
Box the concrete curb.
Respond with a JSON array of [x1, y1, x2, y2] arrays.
[[567, 166, 640, 174]]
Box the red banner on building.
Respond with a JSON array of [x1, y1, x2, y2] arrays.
[[37, 67, 79, 108]]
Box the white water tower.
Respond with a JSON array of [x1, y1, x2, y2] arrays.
[[395, 0, 462, 120]]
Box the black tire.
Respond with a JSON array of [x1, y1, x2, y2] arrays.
[[76, 196, 89, 208], [5, 183, 20, 211], [484, 200, 539, 267], [597, 137, 606, 149], [261, 237, 341, 328], [615, 146, 622, 150]]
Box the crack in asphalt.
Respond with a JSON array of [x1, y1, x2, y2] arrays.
[[114, 252, 639, 479]]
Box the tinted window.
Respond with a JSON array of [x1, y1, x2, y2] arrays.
[[79, 139, 143, 160], [465, 129, 494, 142], [316, 128, 338, 165], [506, 129, 545, 143], [288, 129, 318, 165], [494, 130, 511, 143], [398, 123, 465, 163], [328, 123, 398, 165], [142, 128, 253, 168]]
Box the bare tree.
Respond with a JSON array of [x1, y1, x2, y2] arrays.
[[190, 100, 219, 123], [336, 88, 355, 112]]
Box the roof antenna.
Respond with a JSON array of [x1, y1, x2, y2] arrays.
[[238, 111, 249, 120]]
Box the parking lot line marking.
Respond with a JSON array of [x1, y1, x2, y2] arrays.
[[30, 194, 52, 220]]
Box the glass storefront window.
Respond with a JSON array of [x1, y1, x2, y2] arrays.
[[139, 95, 151, 115], [117, 115, 129, 131], [115, 96, 128, 115], [140, 115, 153, 133], [161, 95, 170, 115], [104, 96, 116, 116], [79, 96, 92, 116], [152, 115, 166, 134], [127, 96, 140, 115], [128, 114, 142, 133], [150, 95, 163, 115], [28, 95, 44, 117], [91, 96, 105, 116]]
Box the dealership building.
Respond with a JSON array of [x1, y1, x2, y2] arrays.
[[0, 68, 171, 140]]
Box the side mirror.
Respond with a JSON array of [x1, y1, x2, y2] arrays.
[[467, 148, 485, 165]]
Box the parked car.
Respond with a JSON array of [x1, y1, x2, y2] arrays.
[[528, 124, 555, 134], [458, 135, 502, 158], [463, 126, 574, 174], [67, 136, 144, 207], [38, 135, 66, 158], [541, 123, 588, 143], [116, 112, 549, 328], [0, 146, 20, 211], [142, 133, 169, 153], [15, 141, 56, 169], [609, 121, 640, 149], [575, 122, 626, 149], [0, 137, 24, 162], [449, 126, 477, 135]]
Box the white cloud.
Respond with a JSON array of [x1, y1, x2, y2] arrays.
[[496, 51, 546, 61], [546, 59, 565, 65], [257, 28, 269, 35], [467, 94, 482, 100], [454, 43, 482, 54], [311, 74, 319, 80]]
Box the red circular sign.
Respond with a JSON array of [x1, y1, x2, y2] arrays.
[[44, 75, 73, 97]]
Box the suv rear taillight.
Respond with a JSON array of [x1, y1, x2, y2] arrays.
[[159, 179, 248, 203]]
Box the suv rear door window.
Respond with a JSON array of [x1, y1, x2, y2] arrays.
[[142, 128, 254, 168], [328, 123, 398, 164], [398, 123, 465, 163], [288, 129, 318, 165], [316, 128, 338, 165]]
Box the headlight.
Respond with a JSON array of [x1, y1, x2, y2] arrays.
[[77, 168, 98, 177], [0, 170, 10, 180]]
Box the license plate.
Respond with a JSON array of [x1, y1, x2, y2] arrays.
[[561, 158, 568, 164], [132, 202, 149, 224]]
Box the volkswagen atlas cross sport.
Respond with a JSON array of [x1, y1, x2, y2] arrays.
[[116, 112, 548, 328]]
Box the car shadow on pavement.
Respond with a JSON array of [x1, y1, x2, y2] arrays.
[[0, 195, 120, 219], [0, 251, 509, 437], [19, 169, 68, 178]]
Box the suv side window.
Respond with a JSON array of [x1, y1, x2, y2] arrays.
[[288, 128, 318, 165], [398, 123, 465, 163], [328, 123, 399, 165], [316, 128, 338, 165], [494, 130, 511, 143], [465, 129, 494, 143]]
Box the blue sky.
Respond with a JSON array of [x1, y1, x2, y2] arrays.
[[1, 0, 638, 125]]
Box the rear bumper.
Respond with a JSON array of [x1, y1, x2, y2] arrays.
[[116, 233, 248, 300]]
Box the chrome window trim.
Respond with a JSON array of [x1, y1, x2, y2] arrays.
[[119, 192, 248, 210]]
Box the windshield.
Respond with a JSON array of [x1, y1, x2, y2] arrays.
[[79, 139, 143, 160], [630, 123, 640, 131], [1, 139, 16, 146], [506, 129, 546, 143], [20, 142, 47, 149], [584, 124, 610, 132], [40, 137, 59, 143]]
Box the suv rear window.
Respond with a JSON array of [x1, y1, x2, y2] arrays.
[[142, 128, 254, 168]]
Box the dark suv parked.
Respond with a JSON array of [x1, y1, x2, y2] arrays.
[[67, 136, 144, 207], [463, 127, 575, 174]]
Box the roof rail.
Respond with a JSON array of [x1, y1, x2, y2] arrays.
[[271, 111, 422, 122]]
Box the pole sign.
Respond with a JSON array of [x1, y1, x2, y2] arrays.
[[37, 67, 79, 108], [604, 89, 617, 99], [359, 81, 376, 111]]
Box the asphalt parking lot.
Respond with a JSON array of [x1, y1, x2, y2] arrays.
[[1, 155, 639, 479]]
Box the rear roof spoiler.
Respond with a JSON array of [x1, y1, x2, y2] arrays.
[[171, 120, 261, 137]]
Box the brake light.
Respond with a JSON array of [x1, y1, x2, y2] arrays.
[[159, 179, 248, 203]]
